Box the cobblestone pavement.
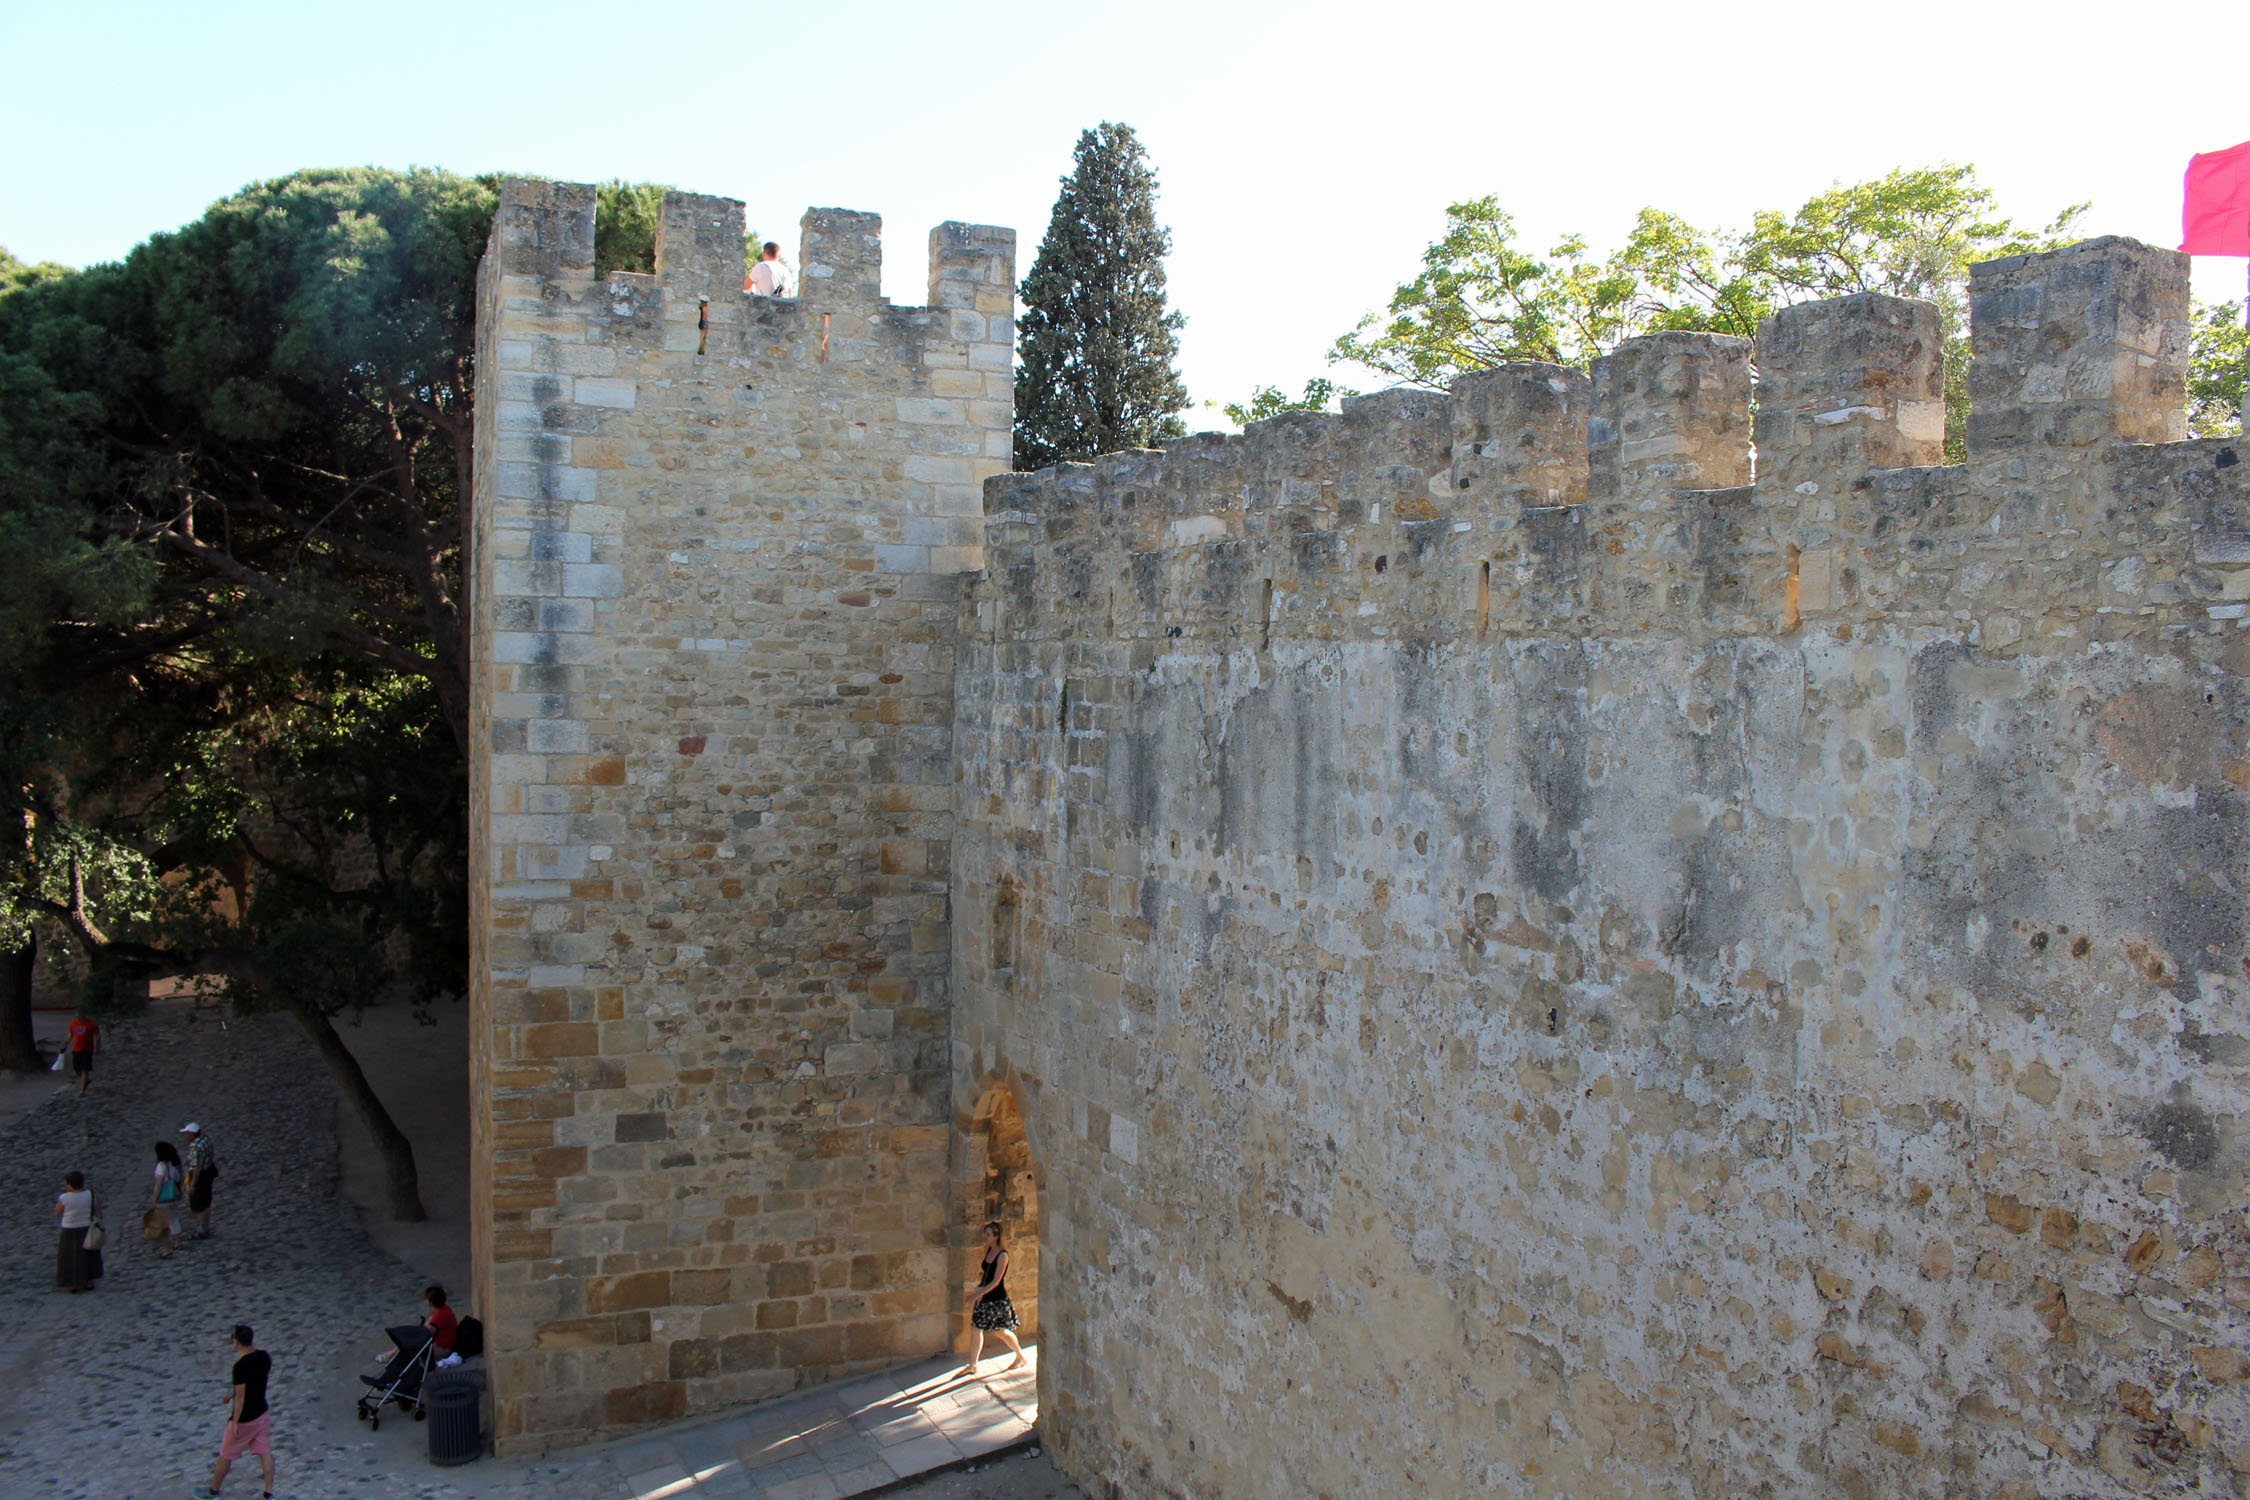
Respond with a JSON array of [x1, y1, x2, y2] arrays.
[[0, 1005, 1064, 1500], [0, 1003, 460, 1499]]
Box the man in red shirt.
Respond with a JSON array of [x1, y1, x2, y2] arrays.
[[65, 1015, 98, 1097]]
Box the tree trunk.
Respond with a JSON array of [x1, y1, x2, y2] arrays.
[[285, 996, 427, 1221], [0, 931, 38, 1072]]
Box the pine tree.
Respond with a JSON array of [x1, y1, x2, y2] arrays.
[[1015, 122, 1188, 467]]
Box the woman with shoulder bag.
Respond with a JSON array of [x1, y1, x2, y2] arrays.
[[54, 1171, 102, 1293], [147, 1141, 184, 1258]]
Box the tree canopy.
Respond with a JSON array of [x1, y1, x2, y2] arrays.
[[595, 179, 668, 277], [587, 179, 762, 280], [1332, 166, 2107, 459], [2189, 301, 2247, 439], [1014, 122, 1189, 467], [1217, 377, 1351, 427], [0, 169, 657, 1219], [0, 166, 511, 1214]]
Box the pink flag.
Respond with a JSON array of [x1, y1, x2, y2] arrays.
[[2182, 139, 2250, 255]]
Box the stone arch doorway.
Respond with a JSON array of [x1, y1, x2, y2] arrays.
[[956, 1078, 1039, 1347]]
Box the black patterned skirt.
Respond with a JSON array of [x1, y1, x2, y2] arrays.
[[971, 1293, 1018, 1332]]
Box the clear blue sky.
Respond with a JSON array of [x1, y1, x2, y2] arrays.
[[3, 0, 2244, 422]]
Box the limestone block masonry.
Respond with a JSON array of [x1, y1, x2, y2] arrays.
[[473, 203, 2250, 1497], [955, 237, 2250, 1499], [467, 178, 1014, 1450]]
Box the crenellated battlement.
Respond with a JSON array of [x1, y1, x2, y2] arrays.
[[952, 230, 2250, 1500], [469, 168, 2250, 1495], [489, 180, 1015, 436], [975, 235, 2246, 651]]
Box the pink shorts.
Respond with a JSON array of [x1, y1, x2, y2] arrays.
[[220, 1412, 270, 1460]]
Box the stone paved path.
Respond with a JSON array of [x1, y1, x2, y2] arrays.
[[0, 1003, 1057, 1499], [868, 1445, 1078, 1500], [0, 1003, 450, 1500], [599, 1350, 1039, 1500]]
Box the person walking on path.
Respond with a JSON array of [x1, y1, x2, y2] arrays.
[[196, 1324, 274, 1500], [960, 1220, 1027, 1375], [65, 1013, 98, 1096], [181, 1121, 217, 1240], [53, 1170, 101, 1293], [147, 1140, 184, 1258]]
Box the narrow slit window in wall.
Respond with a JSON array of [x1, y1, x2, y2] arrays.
[[991, 893, 1017, 983], [1479, 560, 1491, 635]]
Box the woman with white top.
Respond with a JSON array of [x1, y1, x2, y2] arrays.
[[54, 1171, 100, 1293]]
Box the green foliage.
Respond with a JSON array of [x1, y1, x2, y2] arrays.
[[1219, 378, 1352, 426], [1015, 122, 1189, 467], [0, 165, 493, 738], [0, 166, 495, 1020], [593, 180, 668, 277], [170, 669, 468, 1012], [2188, 300, 2246, 439], [1333, 200, 1635, 378], [1, 246, 70, 297], [0, 503, 154, 662], [1335, 166, 2087, 460], [590, 181, 760, 280]]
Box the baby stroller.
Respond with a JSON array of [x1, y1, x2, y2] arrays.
[[356, 1325, 438, 1429]]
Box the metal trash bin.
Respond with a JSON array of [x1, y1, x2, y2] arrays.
[[425, 1372, 482, 1465]]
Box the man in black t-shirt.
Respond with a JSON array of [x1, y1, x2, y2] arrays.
[[197, 1324, 273, 1499]]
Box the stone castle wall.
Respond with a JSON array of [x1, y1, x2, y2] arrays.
[[467, 178, 1013, 1450], [953, 238, 2250, 1498]]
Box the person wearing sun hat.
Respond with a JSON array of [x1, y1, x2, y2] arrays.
[[179, 1122, 218, 1241]]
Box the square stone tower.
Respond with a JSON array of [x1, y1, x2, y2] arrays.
[[467, 178, 1013, 1451]]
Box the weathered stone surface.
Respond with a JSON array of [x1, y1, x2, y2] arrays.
[[467, 178, 1014, 1452], [471, 205, 2250, 1496], [955, 237, 2250, 1499]]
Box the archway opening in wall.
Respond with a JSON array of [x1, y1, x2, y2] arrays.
[[958, 1081, 1039, 1352]]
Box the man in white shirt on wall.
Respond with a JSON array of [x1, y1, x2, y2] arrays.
[[745, 242, 793, 297]]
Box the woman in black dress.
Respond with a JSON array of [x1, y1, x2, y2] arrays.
[[961, 1220, 1026, 1374]]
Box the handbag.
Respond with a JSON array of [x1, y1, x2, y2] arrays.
[[82, 1221, 105, 1251]]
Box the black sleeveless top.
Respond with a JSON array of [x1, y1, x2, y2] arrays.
[[978, 1251, 1009, 1302]]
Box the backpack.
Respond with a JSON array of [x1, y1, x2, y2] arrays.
[[454, 1317, 484, 1359]]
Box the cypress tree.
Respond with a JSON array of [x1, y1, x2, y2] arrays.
[[1014, 122, 1188, 468]]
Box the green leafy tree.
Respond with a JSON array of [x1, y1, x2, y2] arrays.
[[589, 179, 760, 280], [1217, 378, 1353, 426], [0, 167, 543, 1214], [594, 179, 668, 276], [1015, 122, 1189, 466], [1333, 200, 1640, 379], [0, 252, 157, 1070], [0, 507, 154, 1071], [1, 246, 70, 297], [2188, 300, 2246, 438], [1335, 166, 2088, 460], [3, 166, 498, 749]]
